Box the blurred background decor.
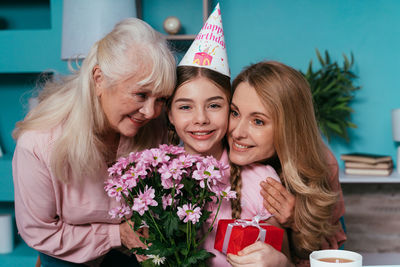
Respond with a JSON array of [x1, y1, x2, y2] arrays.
[[61, 0, 137, 60], [302, 49, 361, 142], [163, 16, 181, 35], [392, 108, 400, 173]]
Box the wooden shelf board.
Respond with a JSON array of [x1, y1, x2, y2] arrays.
[[339, 169, 400, 183], [165, 34, 196, 40]]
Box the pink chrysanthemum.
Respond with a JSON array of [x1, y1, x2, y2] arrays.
[[177, 203, 202, 224], [109, 204, 132, 219], [176, 154, 199, 169], [141, 148, 170, 167], [158, 144, 186, 155], [104, 178, 128, 202], [193, 161, 222, 188], [219, 185, 237, 200], [162, 194, 173, 210], [132, 186, 158, 215], [159, 159, 186, 181]]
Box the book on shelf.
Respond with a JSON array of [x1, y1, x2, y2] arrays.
[[344, 160, 393, 170], [340, 153, 392, 164], [344, 167, 393, 176]]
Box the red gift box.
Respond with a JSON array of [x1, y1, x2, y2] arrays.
[[214, 219, 284, 255]]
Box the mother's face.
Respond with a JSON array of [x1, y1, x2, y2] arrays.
[[94, 64, 167, 138], [228, 82, 275, 166]]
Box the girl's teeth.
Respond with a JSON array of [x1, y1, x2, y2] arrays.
[[192, 132, 210, 136]]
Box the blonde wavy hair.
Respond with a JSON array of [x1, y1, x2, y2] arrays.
[[230, 61, 338, 254], [13, 18, 176, 183]]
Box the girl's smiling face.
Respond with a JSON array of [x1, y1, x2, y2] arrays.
[[168, 77, 229, 159], [228, 81, 275, 166]]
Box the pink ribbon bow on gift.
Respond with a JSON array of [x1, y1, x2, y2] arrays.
[[222, 214, 274, 254]]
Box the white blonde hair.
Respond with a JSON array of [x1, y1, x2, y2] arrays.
[[13, 18, 176, 183]]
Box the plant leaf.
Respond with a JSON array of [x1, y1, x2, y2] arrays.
[[300, 49, 360, 142], [162, 211, 179, 238]]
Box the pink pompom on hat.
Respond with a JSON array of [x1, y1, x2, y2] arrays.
[[178, 3, 230, 77]]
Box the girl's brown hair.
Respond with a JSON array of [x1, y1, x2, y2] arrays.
[[167, 65, 231, 145]]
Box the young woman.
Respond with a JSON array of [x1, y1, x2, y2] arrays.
[[226, 61, 345, 267], [12, 18, 176, 266]]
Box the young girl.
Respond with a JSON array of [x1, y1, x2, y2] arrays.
[[168, 64, 290, 267], [167, 4, 290, 266], [226, 61, 345, 267]]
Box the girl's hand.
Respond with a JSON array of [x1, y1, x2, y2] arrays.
[[260, 177, 296, 229], [227, 242, 293, 267]]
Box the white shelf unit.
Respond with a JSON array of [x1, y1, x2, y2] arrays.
[[165, 0, 208, 40], [339, 169, 400, 183], [137, 0, 209, 41]]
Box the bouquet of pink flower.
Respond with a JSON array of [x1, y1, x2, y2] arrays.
[[105, 144, 236, 266]]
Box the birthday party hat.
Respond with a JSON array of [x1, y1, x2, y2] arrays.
[[178, 3, 230, 77]]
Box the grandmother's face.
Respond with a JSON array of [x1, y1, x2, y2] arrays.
[[94, 64, 168, 138]]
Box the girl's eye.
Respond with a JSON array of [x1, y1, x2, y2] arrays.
[[254, 118, 264, 126], [230, 110, 239, 118], [209, 103, 221, 109], [178, 105, 191, 110]]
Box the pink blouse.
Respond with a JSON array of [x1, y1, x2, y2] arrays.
[[203, 149, 282, 267], [13, 127, 122, 263]]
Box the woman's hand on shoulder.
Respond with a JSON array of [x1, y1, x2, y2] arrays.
[[260, 177, 296, 229], [227, 241, 294, 267]]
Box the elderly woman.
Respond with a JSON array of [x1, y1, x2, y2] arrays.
[[12, 18, 176, 266]]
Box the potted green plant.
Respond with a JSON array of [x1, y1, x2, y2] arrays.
[[301, 49, 361, 142]]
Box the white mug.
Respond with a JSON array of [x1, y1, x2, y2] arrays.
[[0, 214, 14, 254], [310, 249, 362, 267]]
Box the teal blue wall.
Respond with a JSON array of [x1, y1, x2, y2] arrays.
[[1, 1, 397, 261], [144, 0, 400, 167], [1, 0, 400, 168]]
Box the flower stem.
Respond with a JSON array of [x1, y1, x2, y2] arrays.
[[171, 182, 176, 207], [147, 212, 167, 243], [170, 238, 182, 265], [184, 222, 192, 261], [186, 222, 189, 251], [197, 196, 223, 246]]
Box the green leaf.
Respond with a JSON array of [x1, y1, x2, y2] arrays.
[[140, 259, 156, 267], [131, 213, 143, 232], [182, 249, 213, 266], [300, 49, 360, 142], [140, 239, 176, 257], [162, 211, 179, 238], [316, 48, 325, 66]]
